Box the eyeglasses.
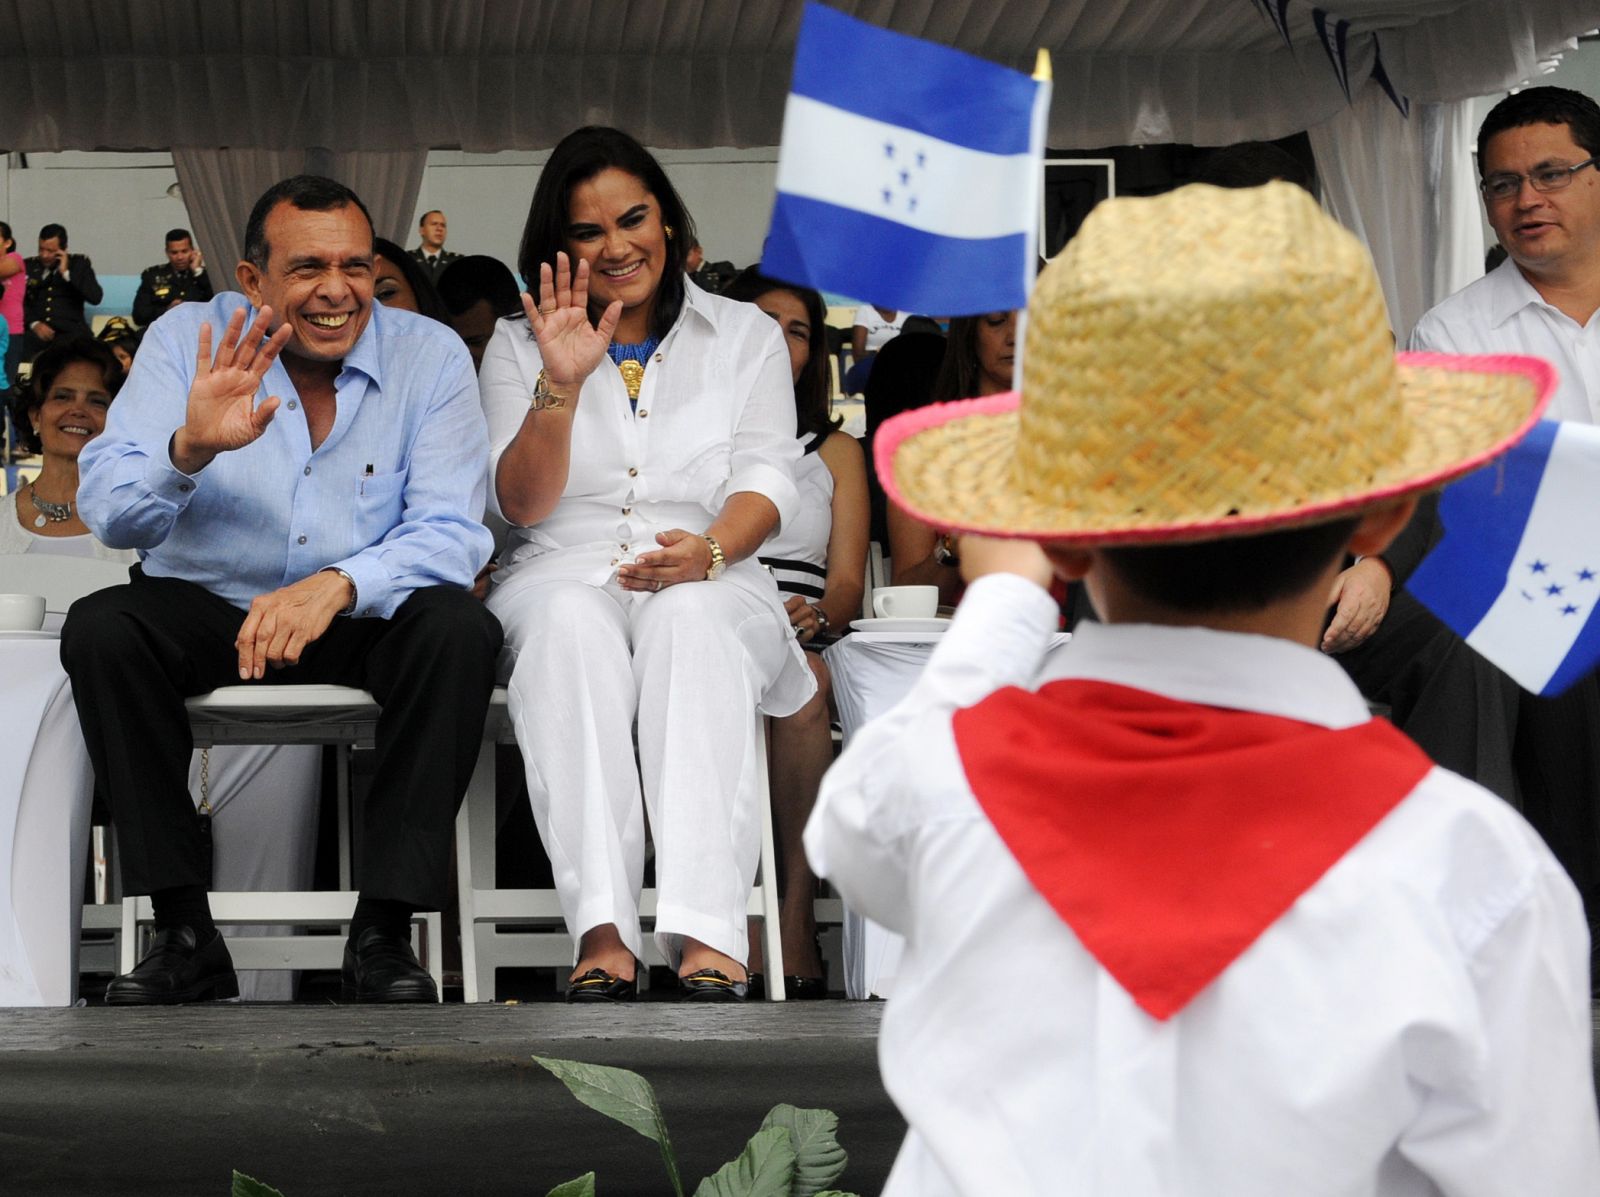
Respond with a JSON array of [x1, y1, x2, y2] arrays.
[[1480, 157, 1598, 202]]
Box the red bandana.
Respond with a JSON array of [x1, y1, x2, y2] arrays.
[[952, 679, 1433, 1021]]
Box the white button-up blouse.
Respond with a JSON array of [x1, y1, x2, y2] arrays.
[[480, 278, 802, 584]]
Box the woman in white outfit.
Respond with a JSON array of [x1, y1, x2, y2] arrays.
[[479, 126, 813, 1002], [3, 338, 319, 1001]]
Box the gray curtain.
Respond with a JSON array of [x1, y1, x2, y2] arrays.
[[171, 148, 427, 287]]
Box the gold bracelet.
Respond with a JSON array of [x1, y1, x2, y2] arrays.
[[529, 369, 567, 412]]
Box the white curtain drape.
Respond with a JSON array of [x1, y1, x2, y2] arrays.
[[1307, 82, 1481, 344], [171, 148, 427, 285]]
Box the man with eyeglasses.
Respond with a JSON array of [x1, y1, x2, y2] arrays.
[[1328, 86, 1600, 993]]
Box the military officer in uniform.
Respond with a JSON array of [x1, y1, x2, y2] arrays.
[[132, 228, 214, 328], [409, 210, 459, 284], [24, 223, 103, 359]]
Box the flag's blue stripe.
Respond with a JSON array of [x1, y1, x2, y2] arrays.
[[762, 193, 1028, 317], [1541, 603, 1600, 695], [1407, 420, 1559, 637], [791, 3, 1037, 157]]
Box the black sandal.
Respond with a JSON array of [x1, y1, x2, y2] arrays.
[[566, 967, 637, 1003]]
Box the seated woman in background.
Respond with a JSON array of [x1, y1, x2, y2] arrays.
[[725, 268, 868, 997], [479, 126, 813, 1003], [2, 339, 319, 1001], [886, 310, 1016, 604], [844, 303, 908, 394], [861, 331, 946, 548], [373, 237, 449, 322]]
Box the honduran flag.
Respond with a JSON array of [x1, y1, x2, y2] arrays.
[[761, 3, 1048, 317], [1408, 420, 1600, 697]]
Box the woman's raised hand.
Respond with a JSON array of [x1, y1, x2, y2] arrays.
[[522, 252, 624, 386]]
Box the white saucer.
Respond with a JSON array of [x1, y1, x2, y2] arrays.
[[0, 629, 56, 640], [850, 617, 950, 634]]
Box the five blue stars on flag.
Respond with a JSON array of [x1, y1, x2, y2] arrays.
[[880, 139, 929, 216], [1520, 559, 1597, 615]]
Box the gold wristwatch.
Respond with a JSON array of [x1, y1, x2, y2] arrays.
[[703, 534, 727, 580], [529, 369, 567, 412]]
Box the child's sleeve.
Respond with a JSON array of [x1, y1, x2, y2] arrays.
[[1396, 858, 1600, 1194], [804, 572, 1059, 931]]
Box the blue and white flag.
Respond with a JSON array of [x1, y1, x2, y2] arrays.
[[762, 2, 1048, 317], [1409, 420, 1600, 697]]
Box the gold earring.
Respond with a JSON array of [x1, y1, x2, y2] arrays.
[[664, 224, 675, 240]]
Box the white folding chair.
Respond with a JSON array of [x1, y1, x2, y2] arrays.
[[119, 685, 443, 999], [454, 691, 787, 1002]]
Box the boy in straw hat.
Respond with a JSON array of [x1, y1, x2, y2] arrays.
[[805, 182, 1600, 1195]]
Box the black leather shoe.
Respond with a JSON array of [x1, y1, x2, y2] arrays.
[[341, 927, 438, 1003], [679, 968, 749, 1002], [566, 967, 637, 1003], [105, 926, 239, 1005]]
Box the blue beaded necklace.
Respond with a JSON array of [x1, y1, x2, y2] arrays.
[[607, 337, 661, 411]]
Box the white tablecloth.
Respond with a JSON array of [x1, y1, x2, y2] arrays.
[[0, 633, 321, 1005], [824, 629, 1070, 999]]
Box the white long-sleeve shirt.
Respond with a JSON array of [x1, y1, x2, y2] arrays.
[[807, 573, 1600, 1196]]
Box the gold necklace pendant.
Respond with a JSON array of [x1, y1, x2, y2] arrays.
[[617, 359, 646, 402]]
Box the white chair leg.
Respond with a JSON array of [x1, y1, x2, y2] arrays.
[[457, 736, 497, 1003], [755, 716, 785, 1002], [118, 896, 138, 975]]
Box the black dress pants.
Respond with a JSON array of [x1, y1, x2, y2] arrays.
[[60, 569, 503, 910]]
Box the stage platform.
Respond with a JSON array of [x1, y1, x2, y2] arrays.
[[0, 1003, 901, 1196]]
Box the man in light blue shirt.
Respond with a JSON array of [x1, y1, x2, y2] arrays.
[[63, 175, 501, 1004]]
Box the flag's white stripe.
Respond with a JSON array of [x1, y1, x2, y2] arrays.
[[776, 93, 1035, 242], [1466, 423, 1600, 691]]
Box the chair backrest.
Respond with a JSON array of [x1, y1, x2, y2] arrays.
[[0, 553, 131, 614]]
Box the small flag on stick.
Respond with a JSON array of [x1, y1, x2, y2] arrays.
[[761, 2, 1049, 317], [1409, 419, 1600, 697]]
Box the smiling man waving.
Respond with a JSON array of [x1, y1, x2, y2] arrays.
[[63, 175, 500, 1005]]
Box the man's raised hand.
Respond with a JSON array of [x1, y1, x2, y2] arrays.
[[171, 305, 291, 475]]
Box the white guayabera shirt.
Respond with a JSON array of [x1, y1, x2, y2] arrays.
[[808, 573, 1600, 1197]]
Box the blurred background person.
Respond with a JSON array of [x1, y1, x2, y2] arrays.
[[24, 223, 102, 360], [374, 237, 449, 323], [0, 221, 23, 457], [132, 228, 213, 328], [438, 255, 522, 373], [409, 209, 458, 285]]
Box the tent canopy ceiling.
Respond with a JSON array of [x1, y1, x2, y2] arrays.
[[0, 0, 1593, 151]]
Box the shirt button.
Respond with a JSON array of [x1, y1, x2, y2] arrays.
[[178, 483, 192, 493], [622, 506, 631, 516], [610, 558, 619, 566], [621, 543, 629, 551], [654, 353, 663, 362], [627, 467, 638, 477], [297, 535, 308, 545], [638, 409, 649, 418], [288, 400, 297, 411], [303, 466, 312, 476]]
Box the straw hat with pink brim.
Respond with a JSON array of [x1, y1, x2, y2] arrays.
[[876, 181, 1555, 547]]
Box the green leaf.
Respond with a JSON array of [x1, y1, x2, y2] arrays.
[[691, 1126, 797, 1197], [231, 1173, 286, 1197], [759, 1105, 847, 1197], [533, 1056, 683, 1196], [809, 1191, 861, 1196], [546, 1174, 597, 1197]]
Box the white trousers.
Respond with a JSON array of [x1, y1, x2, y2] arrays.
[[490, 575, 799, 967]]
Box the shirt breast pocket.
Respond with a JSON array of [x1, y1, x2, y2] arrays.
[[654, 441, 732, 508], [353, 470, 407, 543]]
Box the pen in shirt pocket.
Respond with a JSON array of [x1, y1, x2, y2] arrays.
[[361, 463, 373, 496]]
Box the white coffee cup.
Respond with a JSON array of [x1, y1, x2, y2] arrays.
[[0, 594, 47, 631], [872, 585, 940, 620]]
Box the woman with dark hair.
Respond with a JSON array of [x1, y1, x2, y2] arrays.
[[96, 316, 142, 373], [887, 311, 1017, 602], [725, 268, 868, 996], [479, 126, 812, 1002], [373, 237, 449, 323], [4, 338, 125, 549]]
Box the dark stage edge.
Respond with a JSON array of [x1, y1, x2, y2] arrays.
[[0, 1003, 901, 1196]]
